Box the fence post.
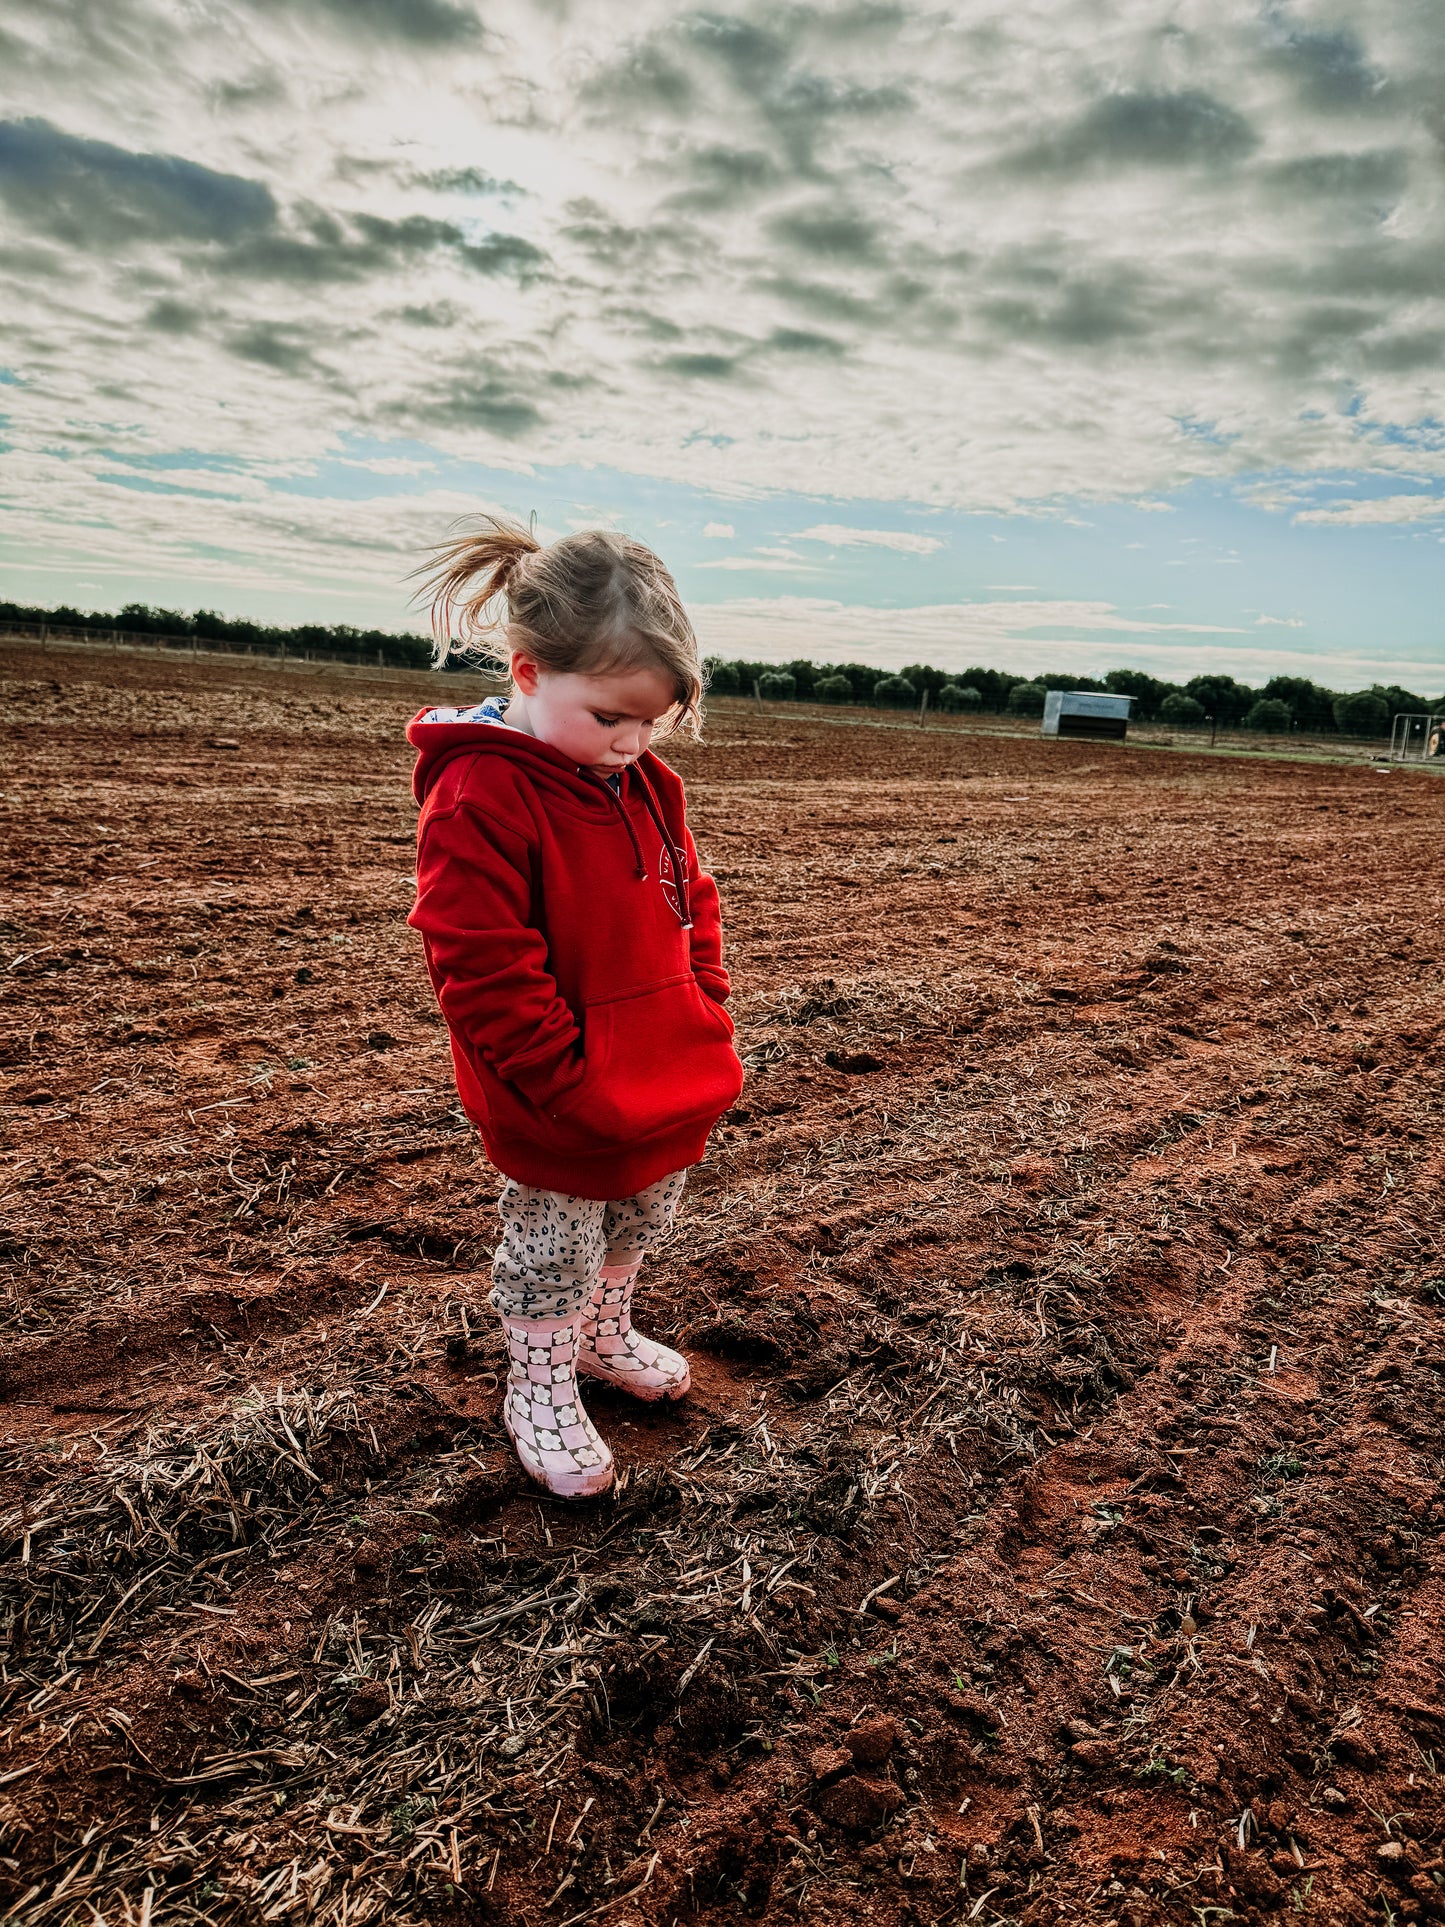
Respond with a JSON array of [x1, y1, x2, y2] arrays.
[[919, 688, 929, 726], [753, 679, 762, 706]]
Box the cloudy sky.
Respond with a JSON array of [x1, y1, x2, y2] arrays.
[[2, 0, 1443, 687]]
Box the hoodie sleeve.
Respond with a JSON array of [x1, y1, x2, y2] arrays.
[[410, 801, 584, 1108], [684, 825, 730, 1004]]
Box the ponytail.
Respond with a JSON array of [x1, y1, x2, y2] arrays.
[[417, 515, 541, 670]]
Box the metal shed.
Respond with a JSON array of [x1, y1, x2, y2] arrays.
[[1390, 713, 1445, 762], [1041, 690, 1132, 741]]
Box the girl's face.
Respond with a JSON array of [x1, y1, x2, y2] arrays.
[[508, 652, 677, 775]]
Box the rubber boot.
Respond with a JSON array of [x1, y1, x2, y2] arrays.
[[500, 1311, 614, 1499], [578, 1260, 691, 1402]]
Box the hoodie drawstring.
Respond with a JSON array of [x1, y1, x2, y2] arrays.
[[580, 769, 647, 878], [579, 766, 693, 931]]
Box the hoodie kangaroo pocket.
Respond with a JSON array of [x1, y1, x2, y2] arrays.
[[559, 975, 741, 1144]]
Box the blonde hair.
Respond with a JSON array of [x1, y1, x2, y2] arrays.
[[418, 515, 704, 737]]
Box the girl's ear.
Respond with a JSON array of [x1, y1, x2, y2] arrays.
[[510, 650, 541, 695]]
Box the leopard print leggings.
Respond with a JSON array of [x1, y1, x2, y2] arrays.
[[489, 1171, 687, 1321]]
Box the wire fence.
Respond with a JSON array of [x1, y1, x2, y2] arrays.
[[0, 618, 436, 674]]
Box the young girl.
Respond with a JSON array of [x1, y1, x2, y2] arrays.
[[407, 517, 743, 1499]]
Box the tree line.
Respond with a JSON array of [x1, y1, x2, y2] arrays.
[[0, 599, 436, 670], [706, 657, 1442, 736], [3, 599, 1436, 736]]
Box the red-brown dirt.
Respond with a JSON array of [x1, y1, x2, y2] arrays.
[[3, 641, 1444, 1927]]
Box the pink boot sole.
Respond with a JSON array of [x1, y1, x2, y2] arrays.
[[576, 1350, 691, 1403]]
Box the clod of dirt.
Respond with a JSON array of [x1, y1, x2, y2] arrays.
[[1226, 1853, 1286, 1906], [814, 1773, 904, 1831], [1070, 1738, 1118, 1769], [845, 1716, 901, 1768], [1331, 1732, 1378, 1768], [366, 1030, 397, 1050], [1010, 1154, 1055, 1185], [347, 1683, 388, 1725], [460, 1464, 516, 1526], [1321, 1786, 1351, 1811], [353, 1540, 384, 1575], [172, 1669, 207, 1699], [687, 1316, 787, 1367], [948, 1690, 1002, 1731], [824, 1050, 885, 1074], [781, 1344, 849, 1402], [809, 1744, 853, 1785]]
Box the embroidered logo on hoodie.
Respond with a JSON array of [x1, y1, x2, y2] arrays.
[[659, 843, 681, 919]]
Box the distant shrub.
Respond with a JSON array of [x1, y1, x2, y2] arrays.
[[1261, 675, 1333, 732], [1244, 697, 1292, 732], [1006, 681, 1049, 716], [1186, 674, 1250, 726], [1160, 693, 1206, 726], [758, 670, 797, 700], [1104, 668, 1169, 719], [705, 658, 740, 695], [937, 683, 981, 712], [1333, 690, 1390, 737], [814, 673, 852, 703], [872, 674, 917, 707]]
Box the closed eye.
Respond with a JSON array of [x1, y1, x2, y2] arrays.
[[592, 712, 622, 727]]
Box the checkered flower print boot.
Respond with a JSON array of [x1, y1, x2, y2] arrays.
[[578, 1261, 692, 1402], [501, 1313, 614, 1499]]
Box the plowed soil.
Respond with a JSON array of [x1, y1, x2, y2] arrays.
[[3, 641, 1445, 1927]]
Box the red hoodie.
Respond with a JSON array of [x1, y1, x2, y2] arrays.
[[407, 711, 744, 1199]]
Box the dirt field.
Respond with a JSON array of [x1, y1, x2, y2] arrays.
[[3, 641, 1444, 1927]]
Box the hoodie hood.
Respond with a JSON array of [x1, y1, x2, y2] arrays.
[[405, 704, 693, 929]]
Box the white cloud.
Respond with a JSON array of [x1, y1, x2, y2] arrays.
[[1294, 494, 1445, 526], [792, 524, 945, 555], [339, 456, 438, 476], [701, 521, 734, 538], [697, 549, 818, 572], [0, 439, 505, 605], [1255, 613, 1305, 627]]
